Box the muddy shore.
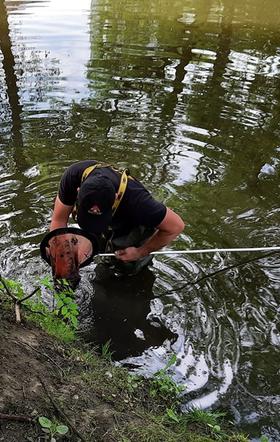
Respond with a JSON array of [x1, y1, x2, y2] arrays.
[[0, 303, 248, 442]]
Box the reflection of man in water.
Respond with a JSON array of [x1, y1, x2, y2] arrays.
[[79, 267, 177, 361]]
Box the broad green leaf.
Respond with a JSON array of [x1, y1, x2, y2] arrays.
[[56, 424, 69, 435], [39, 416, 52, 428], [71, 316, 78, 328], [61, 306, 68, 316], [40, 276, 53, 289], [63, 297, 71, 304], [56, 300, 64, 309]]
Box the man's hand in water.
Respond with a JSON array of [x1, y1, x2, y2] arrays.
[[115, 209, 185, 262], [115, 247, 144, 262]]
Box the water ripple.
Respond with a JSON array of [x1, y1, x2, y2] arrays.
[[1, 0, 280, 438]]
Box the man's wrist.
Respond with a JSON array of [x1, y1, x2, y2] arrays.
[[137, 245, 150, 259]]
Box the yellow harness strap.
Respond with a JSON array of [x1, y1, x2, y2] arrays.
[[112, 169, 129, 215], [81, 163, 102, 182], [80, 164, 132, 217]]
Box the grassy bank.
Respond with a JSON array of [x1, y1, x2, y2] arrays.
[[0, 276, 249, 442]]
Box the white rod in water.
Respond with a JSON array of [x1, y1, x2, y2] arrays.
[[98, 246, 280, 257]]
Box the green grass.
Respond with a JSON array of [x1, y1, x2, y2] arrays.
[[184, 408, 226, 426], [101, 339, 115, 361], [0, 276, 249, 442], [27, 311, 76, 342], [113, 411, 219, 442], [66, 349, 248, 442], [149, 354, 184, 406], [0, 275, 77, 342]]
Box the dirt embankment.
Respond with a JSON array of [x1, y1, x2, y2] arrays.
[[0, 306, 247, 442], [0, 308, 128, 442]]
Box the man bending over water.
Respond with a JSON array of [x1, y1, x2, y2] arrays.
[[50, 160, 184, 276]]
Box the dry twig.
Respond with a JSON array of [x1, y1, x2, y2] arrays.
[[0, 275, 40, 323], [0, 412, 33, 423]]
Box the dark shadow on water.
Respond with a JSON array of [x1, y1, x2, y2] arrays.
[[82, 265, 177, 361]]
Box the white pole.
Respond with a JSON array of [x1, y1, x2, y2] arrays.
[[98, 246, 280, 257]]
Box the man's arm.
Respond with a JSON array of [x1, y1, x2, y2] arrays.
[[115, 208, 185, 262], [49, 195, 74, 231]]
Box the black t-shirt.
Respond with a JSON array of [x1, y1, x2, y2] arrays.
[[58, 161, 167, 236]]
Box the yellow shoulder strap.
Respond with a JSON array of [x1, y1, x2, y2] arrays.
[[112, 169, 129, 215], [81, 163, 101, 182]]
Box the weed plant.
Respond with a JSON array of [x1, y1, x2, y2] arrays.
[[149, 354, 184, 406], [101, 339, 115, 361], [38, 416, 68, 441], [0, 275, 78, 342], [0, 276, 250, 442]]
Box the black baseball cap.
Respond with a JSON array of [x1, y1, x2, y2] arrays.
[[77, 175, 116, 234]]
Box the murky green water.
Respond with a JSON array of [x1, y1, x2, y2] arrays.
[[1, 0, 280, 439]]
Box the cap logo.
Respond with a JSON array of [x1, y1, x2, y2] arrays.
[[88, 207, 103, 215]]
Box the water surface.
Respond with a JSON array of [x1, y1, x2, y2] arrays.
[[0, 0, 279, 439]]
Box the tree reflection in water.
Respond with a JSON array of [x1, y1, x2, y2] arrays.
[[78, 265, 177, 361]]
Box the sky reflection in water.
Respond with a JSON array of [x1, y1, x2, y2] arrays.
[[0, 0, 280, 439]]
